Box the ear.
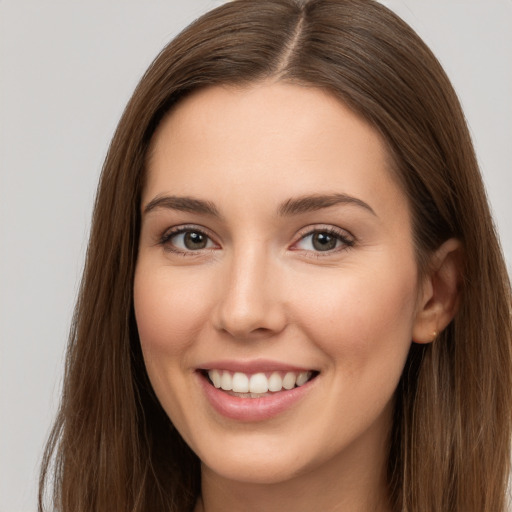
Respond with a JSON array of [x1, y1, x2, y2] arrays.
[[412, 238, 463, 344]]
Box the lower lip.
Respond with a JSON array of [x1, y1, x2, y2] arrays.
[[197, 372, 316, 422]]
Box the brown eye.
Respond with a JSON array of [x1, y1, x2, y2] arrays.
[[183, 231, 208, 250], [293, 228, 354, 254], [162, 228, 217, 253], [311, 232, 338, 251]]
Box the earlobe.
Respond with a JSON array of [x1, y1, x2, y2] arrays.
[[412, 238, 463, 344]]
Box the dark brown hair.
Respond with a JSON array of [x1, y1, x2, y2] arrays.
[[39, 1, 512, 511]]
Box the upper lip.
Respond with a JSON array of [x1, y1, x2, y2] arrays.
[[197, 359, 317, 374]]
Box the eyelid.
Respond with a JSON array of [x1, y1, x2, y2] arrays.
[[158, 224, 221, 254], [290, 225, 355, 253], [156, 223, 354, 257]]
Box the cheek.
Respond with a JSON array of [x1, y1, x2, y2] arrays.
[[133, 264, 214, 430], [133, 265, 211, 360], [292, 261, 418, 372]]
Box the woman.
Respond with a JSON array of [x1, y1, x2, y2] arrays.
[[39, 0, 512, 511]]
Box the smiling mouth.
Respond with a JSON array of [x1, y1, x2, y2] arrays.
[[202, 369, 319, 398]]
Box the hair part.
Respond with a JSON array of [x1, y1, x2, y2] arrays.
[[40, 1, 512, 511]]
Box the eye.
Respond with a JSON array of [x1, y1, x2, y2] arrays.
[[293, 228, 354, 253], [160, 227, 218, 253]]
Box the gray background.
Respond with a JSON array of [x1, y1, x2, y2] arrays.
[[1, 1, 510, 510]]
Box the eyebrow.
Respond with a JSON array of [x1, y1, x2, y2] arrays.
[[278, 193, 376, 217], [143, 195, 221, 217], [143, 192, 376, 218]]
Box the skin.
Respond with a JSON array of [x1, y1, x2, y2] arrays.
[[134, 82, 457, 512]]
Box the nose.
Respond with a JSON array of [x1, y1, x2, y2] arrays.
[[212, 247, 287, 339]]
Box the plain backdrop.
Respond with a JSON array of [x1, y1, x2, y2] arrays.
[[0, 1, 510, 510]]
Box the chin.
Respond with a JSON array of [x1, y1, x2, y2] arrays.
[[201, 456, 307, 486], [194, 428, 341, 488]]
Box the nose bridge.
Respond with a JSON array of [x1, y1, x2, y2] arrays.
[[214, 242, 285, 338]]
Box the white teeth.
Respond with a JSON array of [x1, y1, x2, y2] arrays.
[[232, 372, 249, 393], [296, 371, 309, 386], [268, 372, 283, 392], [209, 369, 222, 388], [282, 372, 296, 390], [220, 371, 232, 391], [207, 369, 314, 394], [249, 373, 269, 394]]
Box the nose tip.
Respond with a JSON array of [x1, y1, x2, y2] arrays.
[[212, 254, 287, 339], [215, 299, 285, 339]]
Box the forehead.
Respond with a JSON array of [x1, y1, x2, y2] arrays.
[[144, 81, 408, 224]]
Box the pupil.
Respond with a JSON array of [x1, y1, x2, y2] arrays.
[[184, 231, 207, 250], [312, 232, 337, 251]]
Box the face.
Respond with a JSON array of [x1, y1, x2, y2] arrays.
[[134, 82, 423, 486]]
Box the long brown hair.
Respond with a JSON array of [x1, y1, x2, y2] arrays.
[[39, 1, 512, 510]]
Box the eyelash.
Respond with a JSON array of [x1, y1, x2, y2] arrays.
[[159, 225, 218, 257], [158, 225, 355, 257], [292, 226, 355, 257]]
